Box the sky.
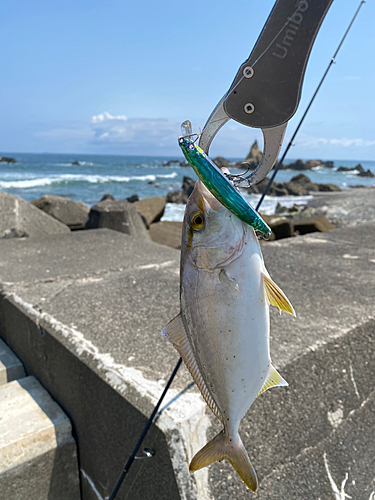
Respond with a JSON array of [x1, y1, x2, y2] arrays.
[[1, 0, 374, 160]]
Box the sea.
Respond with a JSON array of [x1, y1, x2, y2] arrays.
[[1, 152, 374, 221]]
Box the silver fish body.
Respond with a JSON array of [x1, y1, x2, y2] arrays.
[[163, 180, 295, 491]]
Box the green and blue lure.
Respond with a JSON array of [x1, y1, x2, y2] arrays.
[[178, 136, 271, 236]]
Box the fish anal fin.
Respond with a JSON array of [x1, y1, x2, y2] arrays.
[[190, 430, 258, 492], [257, 365, 288, 398], [263, 273, 296, 316], [162, 314, 222, 422]]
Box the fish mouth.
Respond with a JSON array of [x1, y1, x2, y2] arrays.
[[194, 181, 222, 212]]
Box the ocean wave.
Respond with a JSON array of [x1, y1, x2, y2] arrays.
[[0, 172, 178, 189]]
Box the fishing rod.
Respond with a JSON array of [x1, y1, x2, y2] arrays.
[[108, 358, 182, 500], [256, 0, 366, 211], [107, 2, 365, 498]]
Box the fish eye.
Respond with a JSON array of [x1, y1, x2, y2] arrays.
[[190, 211, 205, 231]]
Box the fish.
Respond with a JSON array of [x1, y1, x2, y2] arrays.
[[162, 180, 295, 492], [178, 136, 271, 237]]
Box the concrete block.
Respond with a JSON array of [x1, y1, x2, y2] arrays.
[[86, 199, 151, 239], [0, 191, 70, 238], [134, 196, 166, 228], [31, 194, 89, 230], [150, 221, 183, 249], [257, 389, 375, 500], [0, 222, 374, 499], [0, 337, 25, 385], [0, 376, 80, 500]]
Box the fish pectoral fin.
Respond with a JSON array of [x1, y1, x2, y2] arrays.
[[190, 430, 258, 492], [262, 273, 296, 316], [161, 313, 222, 422], [219, 269, 239, 291], [257, 365, 288, 398]]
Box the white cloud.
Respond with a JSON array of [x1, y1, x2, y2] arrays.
[[295, 134, 375, 149], [91, 111, 127, 124], [90, 116, 181, 150]]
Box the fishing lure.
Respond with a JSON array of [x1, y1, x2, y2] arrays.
[[178, 134, 271, 236]]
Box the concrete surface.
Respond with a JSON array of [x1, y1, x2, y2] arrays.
[[0, 376, 80, 500], [257, 387, 375, 500], [0, 191, 70, 238], [0, 222, 374, 499], [0, 337, 25, 385], [307, 186, 375, 228]]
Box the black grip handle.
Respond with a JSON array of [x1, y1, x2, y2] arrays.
[[224, 0, 334, 129]]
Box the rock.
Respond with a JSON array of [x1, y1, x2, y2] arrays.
[[358, 169, 374, 178], [166, 190, 188, 204], [284, 159, 307, 170], [85, 200, 150, 239], [289, 173, 318, 191], [317, 183, 342, 192], [293, 215, 335, 235], [163, 159, 188, 167], [245, 177, 269, 195], [304, 159, 323, 169], [100, 193, 115, 202], [245, 140, 263, 166], [246, 174, 341, 197], [323, 160, 334, 168], [0, 191, 70, 239], [31, 195, 89, 230], [0, 156, 16, 164], [166, 176, 196, 204], [275, 204, 315, 219], [337, 166, 354, 172], [337, 164, 364, 173], [126, 194, 139, 203], [336, 164, 373, 177], [133, 197, 166, 228], [213, 157, 231, 170], [182, 176, 195, 196], [71, 161, 81, 166], [272, 184, 290, 196], [149, 221, 183, 249], [284, 181, 309, 196]]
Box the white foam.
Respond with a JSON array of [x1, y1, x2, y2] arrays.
[[161, 203, 186, 222], [0, 172, 178, 189], [242, 192, 313, 216]]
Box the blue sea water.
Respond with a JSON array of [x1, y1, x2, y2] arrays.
[[1, 152, 374, 220]]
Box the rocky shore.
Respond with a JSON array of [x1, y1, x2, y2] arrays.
[[1, 141, 374, 248], [1, 169, 374, 250]]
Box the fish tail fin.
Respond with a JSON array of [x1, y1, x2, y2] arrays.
[[189, 430, 258, 492]]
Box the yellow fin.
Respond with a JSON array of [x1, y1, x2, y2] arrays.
[[162, 314, 221, 421], [190, 430, 258, 492], [257, 365, 288, 398], [263, 273, 296, 316]]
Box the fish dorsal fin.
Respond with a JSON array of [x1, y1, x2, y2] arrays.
[[162, 313, 222, 422], [257, 365, 288, 398], [262, 273, 296, 316]]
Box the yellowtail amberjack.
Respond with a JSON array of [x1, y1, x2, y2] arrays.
[[162, 180, 295, 491]]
